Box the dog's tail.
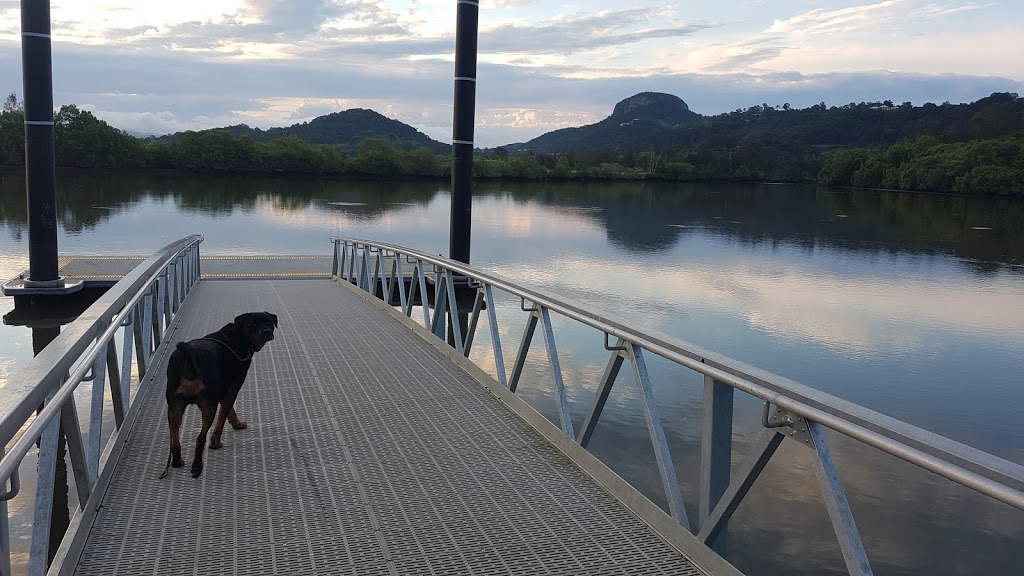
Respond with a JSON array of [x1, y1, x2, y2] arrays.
[[175, 342, 202, 380]]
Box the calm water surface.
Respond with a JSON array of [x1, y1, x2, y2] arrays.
[[1, 172, 1022, 575]]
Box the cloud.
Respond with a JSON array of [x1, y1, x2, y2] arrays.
[[35, 40, 1022, 146], [111, 6, 716, 63], [489, 0, 538, 7], [480, 8, 717, 56], [706, 46, 784, 72], [909, 2, 997, 18], [94, 0, 406, 50], [3, 33, 1018, 145], [239, 0, 349, 34], [0, 3, 1020, 147], [766, 0, 998, 37], [766, 0, 906, 36], [82, 109, 232, 136], [283, 99, 357, 122]]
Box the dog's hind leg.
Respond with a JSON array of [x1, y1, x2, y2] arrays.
[[209, 392, 239, 450], [168, 401, 186, 468], [227, 407, 247, 430], [191, 402, 217, 479], [159, 400, 187, 479]]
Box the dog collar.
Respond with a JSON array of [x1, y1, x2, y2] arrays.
[[196, 337, 253, 363]]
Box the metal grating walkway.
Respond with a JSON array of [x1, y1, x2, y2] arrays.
[[71, 279, 710, 576]]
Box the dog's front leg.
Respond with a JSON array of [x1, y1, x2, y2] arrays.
[[209, 392, 239, 450], [191, 402, 217, 478]]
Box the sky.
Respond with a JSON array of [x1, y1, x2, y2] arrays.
[[0, 0, 1021, 147]]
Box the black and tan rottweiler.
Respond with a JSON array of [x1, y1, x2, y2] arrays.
[[160, 311, 278, 479]]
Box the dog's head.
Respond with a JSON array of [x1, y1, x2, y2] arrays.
[[234, 311, 278, 352]]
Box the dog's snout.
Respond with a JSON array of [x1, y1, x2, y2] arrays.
[[262, 328, 275, 339]]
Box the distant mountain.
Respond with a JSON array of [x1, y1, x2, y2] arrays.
[[154, 108, 450, 155], [124, 129, 160, 139], [140, 91, 1023, 163], [503, 92, 699, 154], [502, 91, 1024, 155]]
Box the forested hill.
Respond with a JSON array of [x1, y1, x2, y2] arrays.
[[0, 90, 1021, 195], [503, 91, 1024, 154], [152, 108, 450, 155]]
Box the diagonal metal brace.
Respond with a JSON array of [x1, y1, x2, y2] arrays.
[[508, 312, 538, 393], [808, 420, 874, 576], [626, 343, 689, 530], [698, 427, 785, 545], [538, 307, 574, 438], [577, 345, 625, 448]]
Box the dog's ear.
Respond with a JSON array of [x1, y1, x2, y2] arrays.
[[268, 312, 278, 327], [233, 313, 251, 328]]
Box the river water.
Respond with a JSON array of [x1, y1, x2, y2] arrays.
[[0, 172, 1022, 575]]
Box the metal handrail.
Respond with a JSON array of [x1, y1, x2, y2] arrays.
[[0, 235, 202, 576], [331, 236, 1024, 576], [0, 235, 202, 445], [332, 236, 1024, 505]]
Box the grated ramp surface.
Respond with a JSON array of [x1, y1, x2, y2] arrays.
[[72, 279, 707, 576]]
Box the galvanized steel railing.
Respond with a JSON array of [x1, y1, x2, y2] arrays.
[[330, 236, 1024, 576], [0, 235, 203, 576]]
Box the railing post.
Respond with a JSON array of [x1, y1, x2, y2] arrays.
[[444, 270, 464, 354], [416, 260, 430, 328], [142, 289, 154, 360], [0, 447, 12, 576], [60, 399, 91, 507], [360, 247, 371, 291], [395, 257, 408, 312], [484, 284, 507, 387], [352, 245, 359, 285], [28, 395, 60, 576], [119, 314, 135, 412], [168, 259, 178, 314], [151, 278, 162, 348], [386, 257, 399, 306], [372, 249, 383, 296], [339, 241, 348, 282], [347, 243, 356, 283], [86, 350, 107, 483], [106, 340, 124, 427], [331, 240, 340, 279], [161, 268, 171, 333], [700, 375, 734, 553], [176, 252, 185, 302], [184, 247, 192, 293], [183, 247, 192, 294], [132, 300, 147, 379], [430, 273, 449, 340]]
